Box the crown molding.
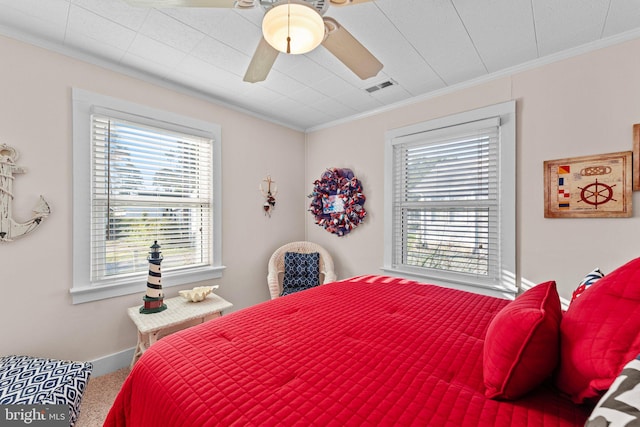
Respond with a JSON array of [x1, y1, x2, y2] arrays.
[[305, 27, 640, 133]]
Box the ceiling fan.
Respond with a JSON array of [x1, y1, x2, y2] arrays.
[[123, 0, 383, 83]]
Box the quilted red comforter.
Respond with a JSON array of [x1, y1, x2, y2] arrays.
[[105, 276, 590, 426]]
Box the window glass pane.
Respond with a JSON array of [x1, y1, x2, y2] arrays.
[[402, 207, 491, 275], [392, 123, 499, 281], [384, 102, 515, 294], [403, 137, 492, 202], [91, 115, 213, 283]]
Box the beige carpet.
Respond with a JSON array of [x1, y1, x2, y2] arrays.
[[75, 368, 130, 427]]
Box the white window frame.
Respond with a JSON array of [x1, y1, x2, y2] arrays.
[[71, 88, 224, 304], [383, 101, 516, 298]]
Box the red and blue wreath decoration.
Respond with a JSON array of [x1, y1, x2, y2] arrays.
[[308, 168, 366, 236]]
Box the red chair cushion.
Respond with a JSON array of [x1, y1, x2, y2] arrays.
[[556, 257, 640, 403], [483, 280, 562, 400]]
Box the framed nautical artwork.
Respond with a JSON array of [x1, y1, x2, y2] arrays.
[[543, 151, 633, 218]]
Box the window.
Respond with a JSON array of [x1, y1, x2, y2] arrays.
[[384, 101, 515, 296], [71, 89, 223, 304]]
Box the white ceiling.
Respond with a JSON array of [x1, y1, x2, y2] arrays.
[[1, 0, 639, 131]]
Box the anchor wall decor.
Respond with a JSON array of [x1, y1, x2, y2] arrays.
[[0, 143, 50, 241]]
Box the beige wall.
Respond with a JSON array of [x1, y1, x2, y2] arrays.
[[306, 38, 640, 302], [514, 39, 640, 293], [4, 32, 640, 365], [0, 35, 306, 362]]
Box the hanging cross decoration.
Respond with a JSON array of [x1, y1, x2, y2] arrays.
[[260, 175, 278, 217]]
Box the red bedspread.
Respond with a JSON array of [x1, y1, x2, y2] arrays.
[[105, 276, 590, 426]]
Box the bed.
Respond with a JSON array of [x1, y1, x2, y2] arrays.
[[105, 260, 640, 427]]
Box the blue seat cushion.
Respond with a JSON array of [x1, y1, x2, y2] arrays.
[[281, 252, 320, 296]]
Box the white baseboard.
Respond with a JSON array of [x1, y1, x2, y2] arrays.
[[89, 348, 135, 377]]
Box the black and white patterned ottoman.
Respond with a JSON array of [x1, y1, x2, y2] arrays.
[[0, 355, 93, 426]]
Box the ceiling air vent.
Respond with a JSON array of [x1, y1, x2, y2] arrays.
[[365, 80, 396, 93]]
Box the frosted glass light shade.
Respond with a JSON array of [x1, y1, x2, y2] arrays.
[[262, 1, 325, 55]]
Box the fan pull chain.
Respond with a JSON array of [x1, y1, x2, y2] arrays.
[[286, 0, 291, 54]]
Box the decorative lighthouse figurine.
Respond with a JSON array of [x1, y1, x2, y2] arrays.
[[140, 241, 167, 314]]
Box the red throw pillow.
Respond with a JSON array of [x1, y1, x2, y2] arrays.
[[556, 257, 640, 404], [483, 281, 562, 400]]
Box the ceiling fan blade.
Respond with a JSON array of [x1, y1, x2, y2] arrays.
[[329, 0, 373, 6], [122, 0, 246, 7], [244, 37, 279, 83], [322, 17, 383, 80]]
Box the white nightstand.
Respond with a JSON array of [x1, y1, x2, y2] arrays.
[[128, 293, 233, 367]]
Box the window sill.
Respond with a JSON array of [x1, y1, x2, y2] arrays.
[[380, 266, 517, 300], [70, 265, 226, 304]]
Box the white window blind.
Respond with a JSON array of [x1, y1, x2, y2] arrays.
[[390, 117, 504, 286], [91, 114, 213, 284]]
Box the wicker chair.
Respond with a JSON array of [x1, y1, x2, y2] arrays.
[[267, 241, 337, 299]]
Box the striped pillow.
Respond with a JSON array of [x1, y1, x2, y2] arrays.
[[571, 268, 604, 303]]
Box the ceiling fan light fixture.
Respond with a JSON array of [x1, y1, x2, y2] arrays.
[[262, 0, 325, 55]]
